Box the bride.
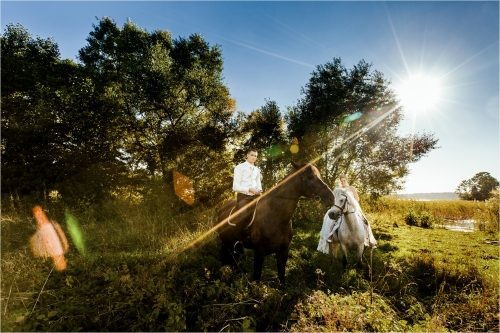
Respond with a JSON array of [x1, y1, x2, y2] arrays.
[[317, 174, 377, 254]]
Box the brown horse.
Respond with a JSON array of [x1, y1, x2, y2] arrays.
[[216, 161, 335, 284]]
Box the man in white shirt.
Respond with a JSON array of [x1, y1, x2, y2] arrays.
[[231, 148, 262, 250], [233, 148, 262, 198]]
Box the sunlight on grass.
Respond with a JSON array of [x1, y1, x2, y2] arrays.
[[1, 196, 498, 332]]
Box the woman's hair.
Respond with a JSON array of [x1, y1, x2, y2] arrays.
[[339, 174, 348, 180]]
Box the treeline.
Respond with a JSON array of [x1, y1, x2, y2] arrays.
[[1, 18, 438, 208]]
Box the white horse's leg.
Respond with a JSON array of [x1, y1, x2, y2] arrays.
[[330, 241, 340, 265], [356, 244, 364, 268], [339, 242, 348, 269]]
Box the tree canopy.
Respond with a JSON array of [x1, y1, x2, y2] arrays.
[[456, 172, 499, 201], [2, 20, 440, 206], [286, 58, 439, 197]]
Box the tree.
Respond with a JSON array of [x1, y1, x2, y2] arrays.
[[286, 58, 439, 196], [1, 23, 129, 203], [78, 17, 234, 170], [78, 18, 235, 203], [456, 172, 499, 201], [232, 100, 290, 189], [1, 23, 66, 195]]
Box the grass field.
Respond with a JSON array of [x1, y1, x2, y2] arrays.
[[1, 194, 498, 332]]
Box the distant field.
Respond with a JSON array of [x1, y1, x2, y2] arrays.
[[394, 192, 459, 200]]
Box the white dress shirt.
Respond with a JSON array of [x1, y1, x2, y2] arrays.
[[233, 161, 262, 195]]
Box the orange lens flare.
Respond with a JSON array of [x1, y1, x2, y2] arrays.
[[30, 206, 69, 271], [173, 170, 195, 205]]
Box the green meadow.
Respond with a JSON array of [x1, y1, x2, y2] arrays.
[[1, 195, 498, 332]]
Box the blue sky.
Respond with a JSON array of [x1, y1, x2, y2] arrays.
[[2, 1, 499, 194]]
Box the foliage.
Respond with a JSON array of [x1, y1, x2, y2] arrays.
[[1, 23, 134, 203], [3, 20, 497, 332], [232, 99, 292, 189], [289, 290, 419, 332], [456, 172, 499, 201], [78, 17, 234, 175], [285, 58, 439, 196], [3, 21, 444, 207], [1, 196, 498, 332], [404, 209, 435, 228], [361, 195, 479, 221], [474, 188, 499, 235]]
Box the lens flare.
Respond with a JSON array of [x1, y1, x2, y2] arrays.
[[173, 170, 195, 205], [30, 206, 68, 271], [343, 112, 362, 123], [290, 144, 299, 154], [65, 209, 85, 256], [266, 144, 284, 157]]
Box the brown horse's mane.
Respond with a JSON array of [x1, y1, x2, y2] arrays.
[[276, 162, 310, 184]]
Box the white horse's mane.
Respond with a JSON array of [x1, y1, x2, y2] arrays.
[[333, 187, 361, 212]]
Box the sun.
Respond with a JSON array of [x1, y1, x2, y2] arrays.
[[398, 74, 442, 113]]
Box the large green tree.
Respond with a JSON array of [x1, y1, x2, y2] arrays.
[[456, 172, 499, 201], [78, 18, 236, 203], [1, 23, 126, 202], [286, 58, 439, 196]]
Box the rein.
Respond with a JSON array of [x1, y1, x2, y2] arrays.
[[227, 197, 261, 227], [268, 194, 322, 203]]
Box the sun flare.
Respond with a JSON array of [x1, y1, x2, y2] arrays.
[[398, 75, 442, 113]]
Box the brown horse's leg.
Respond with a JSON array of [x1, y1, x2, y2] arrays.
[[253, 249, 265, 282], [220, 242, 241, 267], [220, 243, 232, 266], [277, 247, 289, 284]]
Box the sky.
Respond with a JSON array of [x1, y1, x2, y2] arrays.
[[2, 1, 499, 194]]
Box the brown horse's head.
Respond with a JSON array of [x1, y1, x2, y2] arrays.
[[291, 161, 335, 207]]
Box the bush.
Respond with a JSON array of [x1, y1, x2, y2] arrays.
[[404, 209, 435, 228], [474, 188, 499, 235], [289, 290, 439, 332]]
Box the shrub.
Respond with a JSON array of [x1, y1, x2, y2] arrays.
[[404, 209, 435, 228], [288, 290, 439, 332], [474, 188, 499, 235], [404, 209, 419, 227]]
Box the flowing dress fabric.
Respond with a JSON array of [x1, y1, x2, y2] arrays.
[[317, 207, 336, 254]]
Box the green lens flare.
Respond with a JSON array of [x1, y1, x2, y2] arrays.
[[343, 112, 362, 123], [65, 209, 86, 256]]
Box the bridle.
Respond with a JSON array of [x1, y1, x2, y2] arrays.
[[333, 192, 356, 215]]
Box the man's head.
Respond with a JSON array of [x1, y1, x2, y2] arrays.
[[246, 148, 258, 165]]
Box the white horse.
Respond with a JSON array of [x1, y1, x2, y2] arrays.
[[327, 187, 367, 268]]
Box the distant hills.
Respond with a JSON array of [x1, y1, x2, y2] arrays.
[[393, 192, 459, 200]]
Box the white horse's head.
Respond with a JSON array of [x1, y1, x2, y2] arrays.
[[328, 187, 359, 220]]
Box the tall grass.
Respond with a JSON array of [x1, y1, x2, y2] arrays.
[[474, 189, 499, 234], [1, 194, 498, 332]]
